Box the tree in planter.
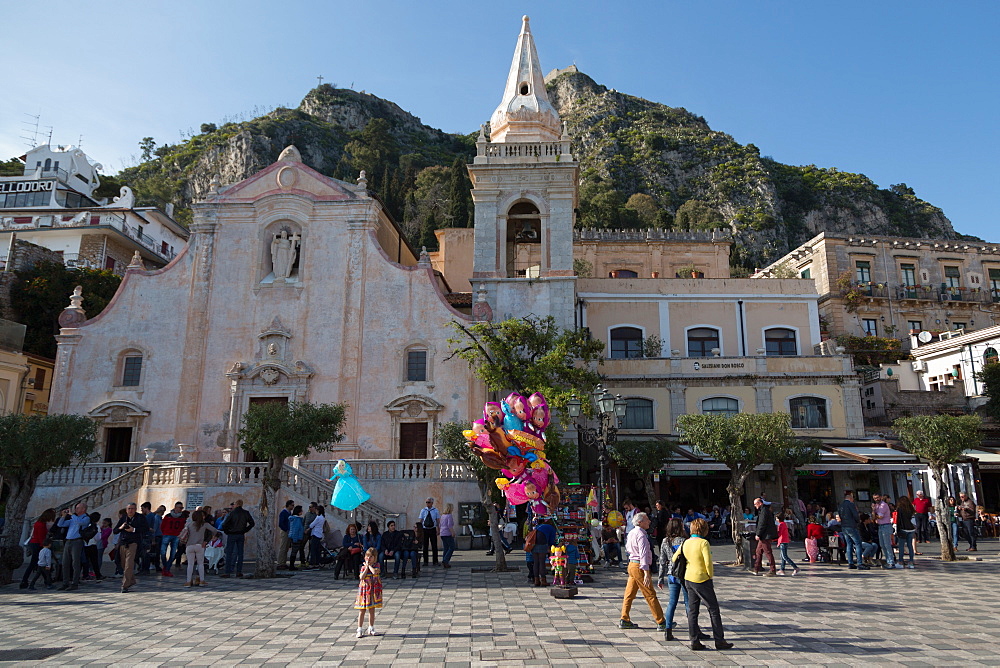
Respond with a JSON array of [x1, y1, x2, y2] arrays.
[[772, 438, 822, 531], [0, 413, 97, 585], [437, 421, 509, 570], [608, 438, 675, 509], [893, 414, 982, 561], [236, 401, 348, 579], [676, 413, 793, 565]]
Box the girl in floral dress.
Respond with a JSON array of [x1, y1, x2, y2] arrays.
[[354, 547, 383, 637]]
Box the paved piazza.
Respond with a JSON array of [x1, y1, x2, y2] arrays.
[[2, 541, 998, 666]]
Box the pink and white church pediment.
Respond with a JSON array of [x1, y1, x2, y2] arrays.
[[206, 145, 363, 204]]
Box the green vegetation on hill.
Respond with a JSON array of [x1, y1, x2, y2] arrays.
[[114, 75, 955, 271]]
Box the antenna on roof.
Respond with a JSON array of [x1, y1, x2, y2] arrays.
[[78, 134, 84, 149], [20, 112, 41, 149]]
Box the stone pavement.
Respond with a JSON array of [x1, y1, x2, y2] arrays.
[[1, 540, 999, 666]]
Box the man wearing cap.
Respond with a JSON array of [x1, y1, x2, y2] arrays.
[[751, 497, 778, 577], [418, 497, 440, 567]]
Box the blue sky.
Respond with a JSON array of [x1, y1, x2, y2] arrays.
[[1, 2, 996, 240]]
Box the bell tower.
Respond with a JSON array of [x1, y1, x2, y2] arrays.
[[468, 16, 578, 328]]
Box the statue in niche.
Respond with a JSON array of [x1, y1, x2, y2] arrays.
[[270, 230, 300, 281], [268, 343, 278, 357]]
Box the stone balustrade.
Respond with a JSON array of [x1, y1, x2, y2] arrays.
[[300, 459, 477, 482], [475, 140, 572, 162], [38, 463, 141, 487]]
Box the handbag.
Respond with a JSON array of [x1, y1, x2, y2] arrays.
[[669, 540, 688, 581], [524, 529, 537, 552], [827, 535, 840, 548], [349, 546, 362, 555]]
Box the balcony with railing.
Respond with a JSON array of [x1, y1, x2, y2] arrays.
[[0, 210, 177, 262], [474, 139, 574, 164]]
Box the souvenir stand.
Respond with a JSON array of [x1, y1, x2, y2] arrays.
[[554, 485, 598, 579]]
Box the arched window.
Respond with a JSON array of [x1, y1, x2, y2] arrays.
[[765, 328, 798, 356], [406, 349, 427, 382], [610, 327, 643, 359], [611, 269, 638, 278], [121, 353, 142, 386], [687, 327, 720, 357], [984, 347, 999, 366], [622, 398, 654, 429], [506, 201, 540, 278], [790, 397, 828, 429], [702, 397, 739, 416]]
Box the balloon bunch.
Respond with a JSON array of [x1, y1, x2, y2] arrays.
[[464, 391, 561, 515]]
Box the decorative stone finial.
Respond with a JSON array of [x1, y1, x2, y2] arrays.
[[472, 283, 493, 322], [128, 251, 145, 270], [478, 124, 487, 142], [208, 174, 221, 195], [418, 246, 431, 266], [356, 170, 368, 191], [278, 145, 302, 162], [58, 286, 87, 328], [522, 15, 530, 30]]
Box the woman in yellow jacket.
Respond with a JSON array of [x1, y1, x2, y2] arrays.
[[673, 518, 733, 651]]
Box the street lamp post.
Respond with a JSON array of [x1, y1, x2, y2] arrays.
[[568, 384, 628, 517]]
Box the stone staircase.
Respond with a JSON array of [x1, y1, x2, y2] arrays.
[[41, 462, 401, 529]]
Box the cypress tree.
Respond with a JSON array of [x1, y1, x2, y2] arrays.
[[420, 210, 438, 251], [447, 158, 471, 228]]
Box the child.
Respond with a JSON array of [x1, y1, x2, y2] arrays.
[[564, 536, 580, 585], [354, 547, 383, 638], [776, 516, 798, 575], [29, 538, 54, 590]]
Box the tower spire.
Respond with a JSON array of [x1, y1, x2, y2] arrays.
[[489, 15, 561, 143]]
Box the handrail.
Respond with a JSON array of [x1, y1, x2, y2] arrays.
[[299, 459, 477, 482]]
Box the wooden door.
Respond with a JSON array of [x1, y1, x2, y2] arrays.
[[399, 423, 428, 459], [104, 427, 132, 462]]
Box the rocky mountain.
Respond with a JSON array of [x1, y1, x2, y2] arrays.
[[116, 73, 957, 271], [546, 69, 956, 270]]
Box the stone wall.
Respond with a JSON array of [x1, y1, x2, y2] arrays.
[[78, 234, 133, 274], [0, 239, 65, 321]]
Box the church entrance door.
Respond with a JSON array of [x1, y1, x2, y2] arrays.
[[104, 427, 132, 462], [399, 423, 428, 459]]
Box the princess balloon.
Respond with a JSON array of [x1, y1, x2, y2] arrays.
[[329, 459, 371, 511]]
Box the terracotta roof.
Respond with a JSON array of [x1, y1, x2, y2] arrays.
[[445, 292, 473, 307]]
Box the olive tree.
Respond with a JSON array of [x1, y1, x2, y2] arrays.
[[676, 413, 794, 565], [237, 401, 347, 578], [893, 414, 982, 561], [0, 413, 97, 585]]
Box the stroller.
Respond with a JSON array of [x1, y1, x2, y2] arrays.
[[316, 543, 338, 571], [205, 535, 225, 574]]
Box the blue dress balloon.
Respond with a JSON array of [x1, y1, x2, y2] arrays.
[[329, 459, 371, 511]]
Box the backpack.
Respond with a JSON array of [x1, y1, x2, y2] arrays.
[[524, 529, 538, 552], [668, 539, 688, 581], [79, 522, 98, 542]]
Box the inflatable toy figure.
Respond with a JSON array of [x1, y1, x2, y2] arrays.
[[549, 545, 567, 586], [329, 459, 371, 511], [501, 393, 529, 431], [528, 392, 547, 410], [464, 420, 507, 469], [606, 510, 625, 528], [483, 402, 504, 430], [525, 400, 550, 440]]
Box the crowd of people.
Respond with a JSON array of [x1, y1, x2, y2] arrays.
[[17, 495, 459, 596]]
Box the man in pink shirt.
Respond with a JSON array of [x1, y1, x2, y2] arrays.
[[619, 512, 666, 630], [912, 491, 933, 544], [872, 494, 899, 569]]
